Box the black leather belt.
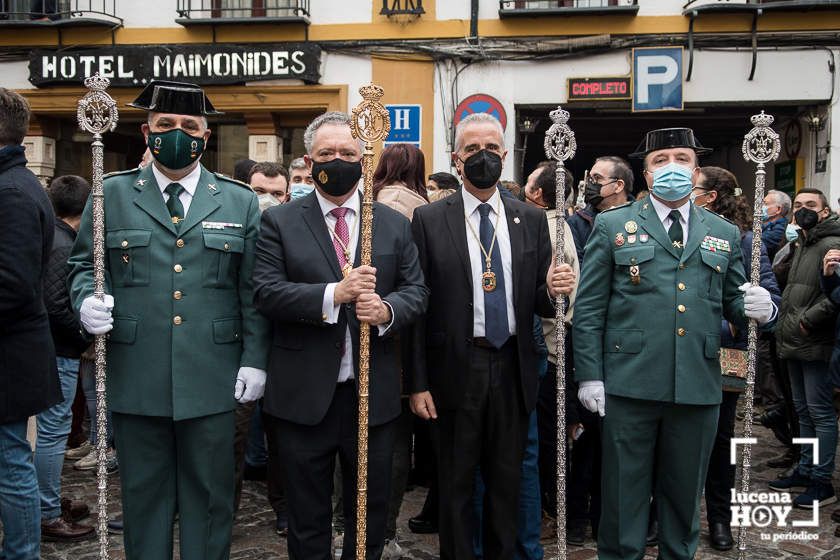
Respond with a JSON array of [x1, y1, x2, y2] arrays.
[[472, 336, 517, 349]]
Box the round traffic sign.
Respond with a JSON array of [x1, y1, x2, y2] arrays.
[[454, 94, 507, 131]]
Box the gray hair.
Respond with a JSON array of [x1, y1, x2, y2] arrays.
[[453, 113, 505, 153], [303, 111, 363, 154], [288, 157, 307, 172], [766, 189, 792, 216]]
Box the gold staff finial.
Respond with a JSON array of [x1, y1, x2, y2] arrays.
[[349, 83, 390, 560]]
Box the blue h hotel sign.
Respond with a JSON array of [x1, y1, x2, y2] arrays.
[[632, 47, 684, 112], [385, 105, 422, 147]]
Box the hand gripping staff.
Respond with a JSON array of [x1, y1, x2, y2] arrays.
[[349, 84, 391, 560], [76, 73, 118, 560], [543, 106, 577, 560]]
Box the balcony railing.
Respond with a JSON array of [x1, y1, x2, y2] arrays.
[[683, 0, 840, 13], [176, 0, 310, 25], [499, 0, 639, 16], [0, 0, 121, 27], [380, 0, 425, 16]]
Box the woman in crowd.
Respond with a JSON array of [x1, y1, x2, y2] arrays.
[[692, 166, 782, 551]]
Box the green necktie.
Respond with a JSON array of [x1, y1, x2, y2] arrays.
[[165, 183, 185, 229], [667, 209, 683, 250]]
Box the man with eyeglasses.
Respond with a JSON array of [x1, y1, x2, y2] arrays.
[[573, 128, 775, 560], [567, 156, 634, 265]]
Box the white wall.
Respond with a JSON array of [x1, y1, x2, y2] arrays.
[[309, 0, 372, 24], [119, 0, 179, 28], [0, 61, 35, 89], [320, 53, 371, 109]]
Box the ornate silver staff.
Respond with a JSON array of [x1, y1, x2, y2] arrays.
[[737, 111, 780, 560], [76, 73, 118, 559], [349, 84, 390, 560], [543, 106, 576, 560]]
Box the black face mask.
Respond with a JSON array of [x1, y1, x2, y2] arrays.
[[460, 150, 502, 189], [311, 158, 362, 198], [584, 179, 605, 209], [794, 207, 822, 231]]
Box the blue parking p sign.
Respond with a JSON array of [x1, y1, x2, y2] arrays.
[[633, 47, 684, 112], [385, 104, 421, 147]]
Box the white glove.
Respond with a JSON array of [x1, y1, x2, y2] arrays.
[[80, 294, 114, 335], [740, 283, 774, 326], [234, 367, 267, 403], [577, 380, 606, 417]]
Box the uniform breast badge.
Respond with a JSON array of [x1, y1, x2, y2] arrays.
[[640, 233, 649, 243], [629, 265, 640, 285], [615, 233, 625, 247], [628, 234, 637, 244], [625, 221, 638, 234], [701, 235, 731, 253]]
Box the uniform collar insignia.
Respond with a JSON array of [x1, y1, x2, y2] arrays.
[[136, 179, 147, 186]]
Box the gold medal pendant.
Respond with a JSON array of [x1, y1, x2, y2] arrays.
[[482, 270, 497, 292]]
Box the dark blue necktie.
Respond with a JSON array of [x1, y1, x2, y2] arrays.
[[478, 203, 509, 349]]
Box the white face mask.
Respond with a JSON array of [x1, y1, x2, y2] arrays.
[[257, 193, 281, 213]]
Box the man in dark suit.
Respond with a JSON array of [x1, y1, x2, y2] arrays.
[[0, 87, 60, 559], [253, 111, 428, 560], [409, 112, 576, 560]]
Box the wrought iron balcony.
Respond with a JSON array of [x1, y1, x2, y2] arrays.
[[176, 0, 310, 25], [0, 0, 121, 27], [380, 0, 424, 16], [499, 0, 639, 17], [683, 0, 840, 14]]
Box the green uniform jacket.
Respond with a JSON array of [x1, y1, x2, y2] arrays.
[[68, 164, 270, 420], [573, 198, 747, 405]]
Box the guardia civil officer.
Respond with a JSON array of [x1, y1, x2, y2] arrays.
[[573, 128, 775, 560], [68, 81, 270, 560]]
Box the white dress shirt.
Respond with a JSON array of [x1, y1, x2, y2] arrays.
[[152, 163, 201, 216], [317, 190, 393, 383], [462, 188, 516, 338], [650, 194, 690, 245]]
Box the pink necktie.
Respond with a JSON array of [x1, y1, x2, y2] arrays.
[[330, 207, 350, 267]]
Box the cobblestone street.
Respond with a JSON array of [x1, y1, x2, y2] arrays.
[[23, 423, 840, 559]]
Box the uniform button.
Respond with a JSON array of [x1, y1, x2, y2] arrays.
[[173, 291, 182, 300], [679, 263, 686, 270], [678, 304, 686, 313], [224, 243, 230, 251], [174, 264, 183, 273], [234, 333, 239, 339], [176, 239, 185, 248], [173, 316, 182, 325], [716, 265, 721, 272], [677, 328, 686, 336], [630, 257, 637, 265], [121, 240, 128, 248], [678, 282, 686, 291]]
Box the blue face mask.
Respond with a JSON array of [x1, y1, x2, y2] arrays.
[[761, 205, 770, 221], [651, 162, 694, 202], [289, 184, 314, 200], [785, 223, 800, 242]]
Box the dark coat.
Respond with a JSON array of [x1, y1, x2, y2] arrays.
[[0, 145, 60, 423], [253, 192, 428, 427], [776, 214, 840, 362], [409, 192, 554, 412], [567, 205, 595, 265], [45, 220, 90, 357], [820, 271, 840, 388], [761, 216, 788, 262]]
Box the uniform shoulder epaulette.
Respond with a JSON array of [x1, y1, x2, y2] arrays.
[[103, 168, 140, 180], [212, 171, 251, 190], [601, 201, 632, 214]]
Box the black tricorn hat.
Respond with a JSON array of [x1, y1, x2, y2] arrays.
[[128, 80, 223, 116], [629, 127, 712, 159]]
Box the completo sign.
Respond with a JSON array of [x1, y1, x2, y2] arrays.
[[29, 44, 321, 87], [567, 77, 631, 101]]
